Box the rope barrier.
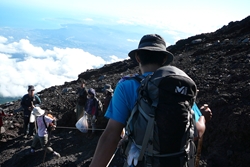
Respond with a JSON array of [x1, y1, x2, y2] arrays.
[[56, 126, 106, 131]]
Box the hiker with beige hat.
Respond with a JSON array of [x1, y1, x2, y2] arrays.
[[30, 107, 60, 158]]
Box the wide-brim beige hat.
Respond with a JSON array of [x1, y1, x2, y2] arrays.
[[32, 107, 45, 116]]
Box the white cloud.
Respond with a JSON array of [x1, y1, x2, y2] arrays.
[[127, 39, 138, 43], [106, 55, 126, 64], [0, 37, 107, 97], [117, 19, 134, 25], [0, 36, 8, 43]]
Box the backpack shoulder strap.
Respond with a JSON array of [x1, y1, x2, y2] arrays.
[[34, 94, 41, 104], [43, 115, 48, 129], [131, 75, 144, 83]]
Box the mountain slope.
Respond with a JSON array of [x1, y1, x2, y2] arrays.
[[0, 15, 250, 167]]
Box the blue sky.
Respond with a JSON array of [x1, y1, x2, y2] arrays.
[[0, 0, 249, 98], [1, 0, 249, 33]]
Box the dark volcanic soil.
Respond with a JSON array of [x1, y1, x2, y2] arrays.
[[0, 15, 250, 167]]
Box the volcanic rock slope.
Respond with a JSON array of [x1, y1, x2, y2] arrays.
[[0, 15, 250, 167]]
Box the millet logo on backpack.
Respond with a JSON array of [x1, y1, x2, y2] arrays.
[[175, 86, 187, 95]]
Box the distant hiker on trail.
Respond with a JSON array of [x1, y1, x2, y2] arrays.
[[85, 88, 100, 139], [75, 81, 88, 121], [0, 108, 13, 142], [30, 107, 60, 158], [102, 84, 113, 114], [21, 85, 41, 139], [90, 34, 211, 167]]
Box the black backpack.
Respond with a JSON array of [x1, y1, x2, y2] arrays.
[[124, 66, 197, 167]]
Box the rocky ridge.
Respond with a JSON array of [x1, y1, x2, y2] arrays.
[[0, 15, 250, 167]]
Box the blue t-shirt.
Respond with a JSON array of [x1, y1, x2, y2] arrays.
[[192, 102, 202, 122], [105, 73, 202, 125]]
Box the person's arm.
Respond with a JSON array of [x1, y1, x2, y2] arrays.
[[195, 104, 212, 138], [45, 115, 56, 129], [76, 87, 80, 94], [90, 119, 124, 167], [95, 98, 99, 116], [200, 105, 212, 122], [196, 116, 206, 138], [21, 95, 29, 111]]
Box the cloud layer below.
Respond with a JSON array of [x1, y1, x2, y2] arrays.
[[0, 36, 123, 97]]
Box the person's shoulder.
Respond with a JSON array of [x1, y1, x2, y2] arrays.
[[21, 94, 29, 99], [83, 87, 88, 92], [44, 115, 53, 119], [22, 94, 28, 97], [118, 74, 138, 83], [114, 75, 142, 92]]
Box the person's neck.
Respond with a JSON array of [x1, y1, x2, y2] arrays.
[[140, 64, 161, 74]]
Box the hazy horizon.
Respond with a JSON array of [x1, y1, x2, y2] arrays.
[[0, 0, 249, 104]]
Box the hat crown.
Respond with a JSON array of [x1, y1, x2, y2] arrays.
[[128, 34, 174, 66], [28, 85, 35, 91], [32, 107, 45, 116], [104, 84, 112, 89], [138, 34, 166, 50]]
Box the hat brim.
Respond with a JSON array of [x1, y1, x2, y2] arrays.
[[128, 47, 174, 66], [32, 108, 45, 116], [106, 88, 113, 93]]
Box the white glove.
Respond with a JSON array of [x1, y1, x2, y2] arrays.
[[127, 143, 140, 166]]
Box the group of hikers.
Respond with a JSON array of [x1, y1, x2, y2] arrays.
[[17, 85, 60, 158], [12, 81, 114, 159], [75, 82, 114, 138], [1, 33, 212, 167]]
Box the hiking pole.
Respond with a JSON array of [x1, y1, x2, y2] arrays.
[[56, 126, 105, 131], [34, 117, 37, 134], [195, 135, 203, 167], [106, 147, 119, 167]]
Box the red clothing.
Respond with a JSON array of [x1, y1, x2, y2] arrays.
[[0, 111, 6, 127]]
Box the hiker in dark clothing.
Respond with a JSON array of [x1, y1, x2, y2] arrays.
[[76, 81, 88, 121], [85, 88, 99, 139], [102, 84, 113, 114], [21, 85, 41, 139]]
